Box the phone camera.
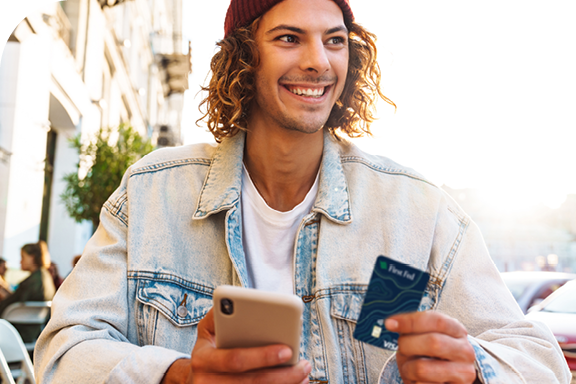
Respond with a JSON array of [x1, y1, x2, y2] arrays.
[[220, 298, 234, 315]]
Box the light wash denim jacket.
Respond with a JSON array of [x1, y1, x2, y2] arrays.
[[35, 131, 571, 384]]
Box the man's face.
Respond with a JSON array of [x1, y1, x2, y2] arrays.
[[250, 0, 349, 134]]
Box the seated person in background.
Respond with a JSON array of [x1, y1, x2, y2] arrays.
[[64, 255, 82, 279], [71, 255, 81, 269], [0, 241, 56, 343], [0, 257, 11, 300], [48, 262, 64, 290]]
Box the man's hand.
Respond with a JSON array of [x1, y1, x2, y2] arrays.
[[385, 311, 478, 384], [162, 308, 311, 384]]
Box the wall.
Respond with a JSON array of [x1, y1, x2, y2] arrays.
[[0, 0, 186, 275]]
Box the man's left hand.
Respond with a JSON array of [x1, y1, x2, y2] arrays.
[[385, 311, 478, 384]]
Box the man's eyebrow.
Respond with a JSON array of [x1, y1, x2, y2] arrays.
[[265, 24, 348, 35], [325, 25, 348, 35], [265, 25, 305, 35]]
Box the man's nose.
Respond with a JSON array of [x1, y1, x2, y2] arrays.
[[300, 40, 330, 74]]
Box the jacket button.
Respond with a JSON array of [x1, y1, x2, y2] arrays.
[[177, 305, 188, 317]]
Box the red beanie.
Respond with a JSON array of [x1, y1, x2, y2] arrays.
[[224, 0, 354, 38]]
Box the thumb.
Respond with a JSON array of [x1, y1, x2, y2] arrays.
[[196, 307, 216, 345]]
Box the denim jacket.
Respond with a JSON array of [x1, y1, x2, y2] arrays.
[[35, 131, 571, 384]]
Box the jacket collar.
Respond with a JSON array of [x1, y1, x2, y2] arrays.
[[314, 132, 352, 224], [192, 132, 245, 219], [193, 130, 352, 225]]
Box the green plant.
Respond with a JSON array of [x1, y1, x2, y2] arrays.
[[61, 124, 154, 230]]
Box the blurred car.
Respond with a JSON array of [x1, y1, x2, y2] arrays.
[[526, 279, 576, 383], [500, 271, 576, 314]]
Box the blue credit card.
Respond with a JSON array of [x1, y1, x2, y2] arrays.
[[353, 255, 430, 350]]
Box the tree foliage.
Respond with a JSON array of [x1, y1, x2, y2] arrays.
[[61, 124, 154, 230]]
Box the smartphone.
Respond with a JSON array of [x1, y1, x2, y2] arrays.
[[213, 285, 304, 366]]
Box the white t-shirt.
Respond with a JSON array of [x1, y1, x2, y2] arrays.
[[241, 164, 319, 294]]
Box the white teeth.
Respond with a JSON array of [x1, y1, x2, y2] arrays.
[[288, 87, 325, 97]]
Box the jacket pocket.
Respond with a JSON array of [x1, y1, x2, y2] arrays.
[[135, 277, 213, 350], [330, 289, 369, 384]]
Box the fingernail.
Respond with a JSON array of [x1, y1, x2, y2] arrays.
[[301, 360, 312, 374], [385, 319, 398, 330], [279, 348, 292, 361]]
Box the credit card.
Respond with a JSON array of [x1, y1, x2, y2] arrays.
[[353, 255, 430, 350]]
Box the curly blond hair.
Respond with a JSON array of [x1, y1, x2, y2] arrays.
[[198, 19, 395, 142]]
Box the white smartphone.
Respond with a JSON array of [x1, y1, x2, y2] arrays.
[[213, 285, 304, 366]]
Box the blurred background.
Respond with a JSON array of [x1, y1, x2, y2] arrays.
[[1, 0, 576, 277]]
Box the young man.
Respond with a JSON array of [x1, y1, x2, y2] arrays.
[[35, 0, 570, 383]]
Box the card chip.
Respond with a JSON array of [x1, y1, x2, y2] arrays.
[[371, 325, 382, 338]]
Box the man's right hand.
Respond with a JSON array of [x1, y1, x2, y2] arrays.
[[161, 308, 311, 384]]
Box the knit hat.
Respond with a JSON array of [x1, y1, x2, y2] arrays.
[[224, 0, 354, 38]]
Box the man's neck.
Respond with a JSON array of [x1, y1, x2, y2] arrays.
[[243, 124, 324, 212]]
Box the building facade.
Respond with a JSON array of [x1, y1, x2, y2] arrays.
[[0, 0, 189, 275]]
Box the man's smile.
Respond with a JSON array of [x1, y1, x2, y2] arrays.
[[283, 85, 330, 98], [281, 84, 335, 102]]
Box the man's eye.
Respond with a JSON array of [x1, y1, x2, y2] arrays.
[[279, 35, 297, 43], [328, 36, 345, 45]]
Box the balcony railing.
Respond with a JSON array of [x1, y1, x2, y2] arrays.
[[42, 4, 72, 49], [0, 147, 12, 164], [152, 36, 192, 96]]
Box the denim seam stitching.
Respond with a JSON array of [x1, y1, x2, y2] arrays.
[[103, 192, 128, 227], [136, 279, 145, 347], [314, 285, 368, 300], [129, 158, 211, 177], [312, 207, 351, 224], [110, 188, 126, 207], [447, 205, 467, 223], [196, 202, 238, 219], [427, 283, 441, 311], [340, 156, 436, 187], [225, 206, 249, 288], [137, 294, 209, 325], [193, 155, 220, 218], [127, 272, 215, 295], [115, 194, 128, 223], [336, 318, 350, 382], [438, 210, 470, 286], [313, 299, 331, 383], [151, 305, 159, 345], [331, 316, 358, 324], [351, 321, 368, 383]]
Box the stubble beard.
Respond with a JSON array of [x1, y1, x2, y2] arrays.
[[277, 105, 331, 134], [254, 74, 338, 134], [254, 91, 334, 135]]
